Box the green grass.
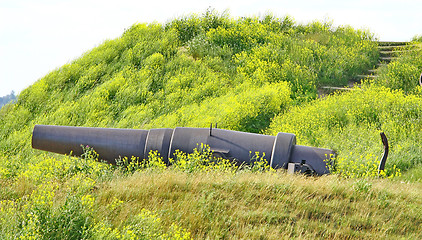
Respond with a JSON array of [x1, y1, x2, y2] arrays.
[[1, 158, 421, 239], [98, 170, 422, 239], [0, 10, 422, 239], [267, 84, 422, 176]]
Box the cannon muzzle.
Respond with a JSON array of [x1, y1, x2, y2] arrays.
[[32, 125, 334, 175]]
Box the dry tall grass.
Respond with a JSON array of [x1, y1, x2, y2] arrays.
[[95, 170, 422, 239]]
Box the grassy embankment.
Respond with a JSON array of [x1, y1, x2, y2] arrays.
[[1, 11, 421, 239]]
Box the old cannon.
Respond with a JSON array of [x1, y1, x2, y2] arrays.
[[32, 125, 335, 175]]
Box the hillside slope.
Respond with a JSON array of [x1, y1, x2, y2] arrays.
[[1, 11, 422, 239], [0, 12, 378, 158]]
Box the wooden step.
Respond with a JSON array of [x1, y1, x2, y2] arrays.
[[356, 75, 378, 79], [380, 49, 418, 57], [320, 86, 354, 91], [379, 50, 394, 57], [379, 56, 397, 62], [378, 45, 408, 51], [368, 69, 379, 74], [378, 41, 409, 46]]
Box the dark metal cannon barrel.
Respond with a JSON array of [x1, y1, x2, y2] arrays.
[[32, 125, 334, 175]]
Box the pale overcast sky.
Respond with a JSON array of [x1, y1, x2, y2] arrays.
[[0, 0, 421, 96]]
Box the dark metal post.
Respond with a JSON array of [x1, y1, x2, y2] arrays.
[[378, 132, 389, 175]]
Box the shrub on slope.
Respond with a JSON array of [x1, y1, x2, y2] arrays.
[[0, 11, 421, 239], [0, 12, 378, 165], [267, 84, 421, 176]]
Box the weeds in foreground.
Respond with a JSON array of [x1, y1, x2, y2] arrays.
[[327, 153, 401, 179], [170, 143, 239, 173], [0, 143, 418, 239], [115, 151, 167, 174]]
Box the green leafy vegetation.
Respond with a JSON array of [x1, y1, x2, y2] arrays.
[[1, 10, 421, 239], [374, 42, 422, 93], [267, 84, 419, 176]]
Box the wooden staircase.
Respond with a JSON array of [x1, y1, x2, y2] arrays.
[[318, 41, 410, 97], [355, 41, 409, 80]]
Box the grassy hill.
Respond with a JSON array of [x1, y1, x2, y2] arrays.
[[1, 11, 421, 239]]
